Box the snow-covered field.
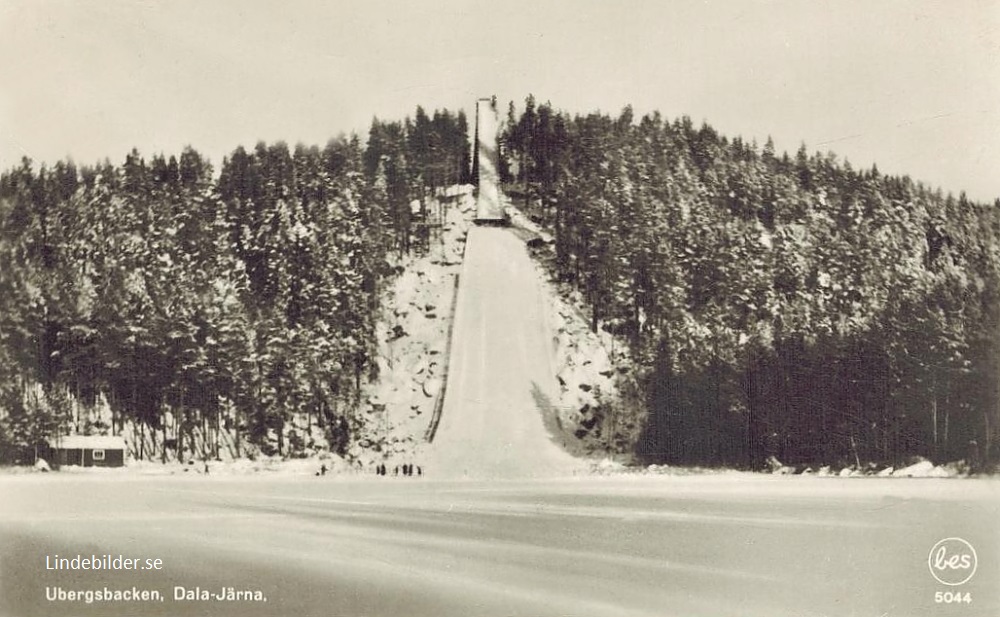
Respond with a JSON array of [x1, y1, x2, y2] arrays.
[[2, 473, 997, 617]]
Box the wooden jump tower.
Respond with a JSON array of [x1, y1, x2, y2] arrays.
[[474, 96, 506, 225]]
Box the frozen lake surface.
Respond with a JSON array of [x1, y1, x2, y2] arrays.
[[2, 473, 997, 616]]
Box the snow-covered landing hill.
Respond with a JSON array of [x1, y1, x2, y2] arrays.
[[351, 186, 477, 469], [354, 183, 630, 478]]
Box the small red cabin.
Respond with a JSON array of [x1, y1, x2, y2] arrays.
[[46, 435, 126, 468]]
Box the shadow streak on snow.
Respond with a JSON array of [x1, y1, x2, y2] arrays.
[[424, 272, 461, 444], [531, 381, 591, 460]]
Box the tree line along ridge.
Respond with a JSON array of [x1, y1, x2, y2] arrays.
[[1, 97, 998, 471]]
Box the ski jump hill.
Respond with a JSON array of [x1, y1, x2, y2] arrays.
[[425, 98, 578, 478]]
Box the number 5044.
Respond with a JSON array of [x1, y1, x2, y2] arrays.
[[935, 591, 972, 604]]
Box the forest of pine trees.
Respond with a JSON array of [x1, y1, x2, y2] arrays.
[[503, 96, 1000, 470], [3, 93, 997, 472], [0, 107, 470, 463]]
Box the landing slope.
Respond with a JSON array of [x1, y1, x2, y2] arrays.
[[427, 226, 580, 477]]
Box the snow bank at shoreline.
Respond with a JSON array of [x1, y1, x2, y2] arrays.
[[3, 454, 984, 480], [584, 456, 977, 479]]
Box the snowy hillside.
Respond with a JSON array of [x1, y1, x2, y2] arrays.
[[353, 186, 476, 468]]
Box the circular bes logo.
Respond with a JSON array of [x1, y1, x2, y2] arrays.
[[928, 537, 978, 586]]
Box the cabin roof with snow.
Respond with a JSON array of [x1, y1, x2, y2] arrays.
[[47, 435, 126, 450]]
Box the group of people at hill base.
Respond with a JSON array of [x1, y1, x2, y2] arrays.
[[376, 463, 421, 477], [315, 462, 424, 477]]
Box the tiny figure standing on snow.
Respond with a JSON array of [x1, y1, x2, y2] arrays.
[[320, 464, 327, 476], [968, 440, 981, 474]]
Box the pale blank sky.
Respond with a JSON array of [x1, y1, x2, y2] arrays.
[[1, 0, 998, 201]]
